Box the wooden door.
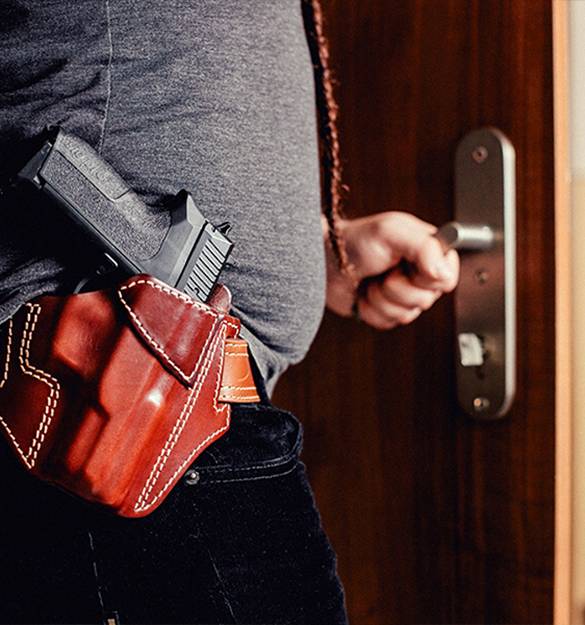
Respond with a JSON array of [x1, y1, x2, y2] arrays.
[[274, 1, 562, 623]]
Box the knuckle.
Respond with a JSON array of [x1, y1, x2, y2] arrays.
[[372, 318, 396, 331], [443, 274, 459, 293], [419, 293, 436, 310], [397, 308, 421, 325], [373, 214, 395, 239]]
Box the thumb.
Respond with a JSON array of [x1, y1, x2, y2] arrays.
[[414, 235, 457, 282]]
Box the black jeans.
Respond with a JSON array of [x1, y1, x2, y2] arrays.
[[0, 392, 348, 625]]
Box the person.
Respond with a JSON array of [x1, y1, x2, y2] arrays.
[[0, 1, 459, 623]]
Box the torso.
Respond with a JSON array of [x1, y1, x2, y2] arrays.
[[0, 0, 326, 391]]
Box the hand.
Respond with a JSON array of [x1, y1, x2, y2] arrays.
[[324, 212, 460, 330]]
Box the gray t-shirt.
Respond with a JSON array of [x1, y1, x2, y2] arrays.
[[0, 0, 326, 394]]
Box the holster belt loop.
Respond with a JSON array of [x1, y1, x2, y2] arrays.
[[220, 338, 260, 403]]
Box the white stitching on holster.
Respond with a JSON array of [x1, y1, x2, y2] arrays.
[[0, 318, 13, 388], [118, 278, 220, 384], [0, 305, 61, 468], [21, 305, 61, 464], [134, 321, 231, 513]]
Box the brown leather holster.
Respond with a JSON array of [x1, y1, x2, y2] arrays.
[[0, 275, 259, 517]]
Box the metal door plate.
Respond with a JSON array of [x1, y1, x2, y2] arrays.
[[454, 128, 516, 419]]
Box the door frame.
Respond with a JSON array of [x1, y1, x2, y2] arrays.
[[553, 1, 571, 623]]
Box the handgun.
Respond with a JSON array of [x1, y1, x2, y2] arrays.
[[16, 128, 233, 303]]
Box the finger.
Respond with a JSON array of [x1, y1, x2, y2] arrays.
[[358, 294, 422, 330], [441, 249, 460, 291], [380, 271, 441, 310], [413, 235, 455, 280], [375, 214, 438, 265], [357, 297, 399, 330], [411, 248, 460, 292], [366, 282, 424, 326]]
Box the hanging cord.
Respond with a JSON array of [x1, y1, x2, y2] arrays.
[[302, 0, 354, 280]]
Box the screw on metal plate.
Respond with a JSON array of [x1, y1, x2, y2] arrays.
[[475, 269, 489, 284], [185, 469, 200, 485], [472, 145, 488, 164], [473, 397, 491, 412]]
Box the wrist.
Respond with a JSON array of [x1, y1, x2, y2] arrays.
[[323, 216, 357, 317]]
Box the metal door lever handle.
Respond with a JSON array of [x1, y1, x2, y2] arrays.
[[434, 221, 495, 253]]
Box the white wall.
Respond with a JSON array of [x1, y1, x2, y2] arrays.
[[571, 2, 585, 177]]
